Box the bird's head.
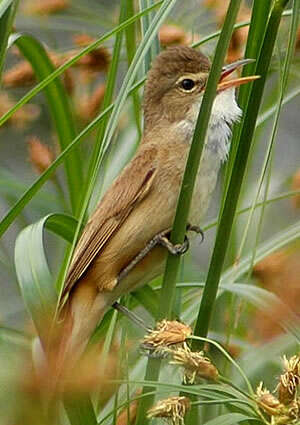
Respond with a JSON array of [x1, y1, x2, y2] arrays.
[[144, 46, 258, 135]]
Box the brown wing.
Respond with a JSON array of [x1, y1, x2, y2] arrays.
[[63, 145, 157, 297]]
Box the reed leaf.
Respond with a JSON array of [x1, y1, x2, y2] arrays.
[[193, 0, 291, 347]]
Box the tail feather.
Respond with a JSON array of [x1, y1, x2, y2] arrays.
[[45, 281, 108, 385]]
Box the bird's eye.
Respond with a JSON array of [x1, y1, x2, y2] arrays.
[[180, 78, 195, 91]]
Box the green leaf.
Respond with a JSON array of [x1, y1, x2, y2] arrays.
[[0, 0, 17, 80], [14, 213, 78, 339], [10, 33, 82, 213], [64, 396, 98, 425], [193, 0, 290, 347], [46, 213, 79, 243], [203, 413, 259, 425]]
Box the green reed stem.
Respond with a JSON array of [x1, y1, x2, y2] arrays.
[[192, 0, 290, 350]]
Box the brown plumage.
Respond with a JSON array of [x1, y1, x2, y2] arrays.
[[56, 46, 255, 367]]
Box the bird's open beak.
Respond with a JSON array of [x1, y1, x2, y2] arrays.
[[217, 58, 260, 92]]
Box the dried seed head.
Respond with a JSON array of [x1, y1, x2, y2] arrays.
[[3, 61, 35, 88], [255, 382, 282, 416], [288, 398, 300, 422], [170, 345, 218, 384], [277, 355, 300, 405], [24, 0, 70, 16], [0, 92, 40, 128], [147, 396, 190, 425], [142, 320, 192, 355], [28, 137, 54, 174], [159, 25, 188, 46], [64, 46, 111, 74], [73, 34, 95, 47], [77, 83, 106, 121]]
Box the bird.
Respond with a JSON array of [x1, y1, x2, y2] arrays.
[[55, 45, 257, 368]]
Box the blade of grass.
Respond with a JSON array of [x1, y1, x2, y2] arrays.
[[86, 0, 127, 212], [201, 413, 259, 425], [139, 0, 160, 73], [192, 10, 292, 50], [136, 2, 243, 423], [125, 0, 142, 138], [192, 0, 291, 349], [14, 216, 58, 340], [224, 0, 272, 187], [10, 33, 82, 213], [159, 0, 243, 321], [63, 397, 98, 425], [241, 0, 299, 278], [0, 0, 17, 80]]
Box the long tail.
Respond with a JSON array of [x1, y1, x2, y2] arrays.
[[46, 281, 109, 384]]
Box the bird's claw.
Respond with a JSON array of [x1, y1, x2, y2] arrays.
[[187, 223, 204, 244], [156, 233, 189, 256]]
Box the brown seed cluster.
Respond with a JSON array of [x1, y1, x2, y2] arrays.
[[24, 0, 70, 16], [278, 356, 300, 405], [76, 83, 106, 122], [142, 320, 218, 387], [255, 354, 300, 424], [28, 136, 54, 174], [170, 345, 218, 384], [252, 245, 300, 341], [0, 92, 40, 128], [159, 24, 189, 46], [141, 320, 192, 356], [2, 35, 110, 129], [147, 396, 190, 425]]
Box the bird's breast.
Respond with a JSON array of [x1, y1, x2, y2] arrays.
[[188, 146, 221, 225]]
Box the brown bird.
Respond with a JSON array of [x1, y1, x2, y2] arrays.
[[57, 46, 257, 365]]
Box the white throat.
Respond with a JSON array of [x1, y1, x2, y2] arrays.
[[175, 88, 242, 163]]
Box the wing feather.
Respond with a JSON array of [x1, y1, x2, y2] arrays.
[[63, 146, 157, 297]]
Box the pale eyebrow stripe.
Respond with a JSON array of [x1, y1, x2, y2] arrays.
[[176, 72, 207, 84]]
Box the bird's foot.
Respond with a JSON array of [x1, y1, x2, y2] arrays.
[[117, 225, 203, 284], [154, 230, 189, 255], [186, 223, 204, 243]]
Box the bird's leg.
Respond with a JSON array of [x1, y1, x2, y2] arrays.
[[113, 224, 204, 329], [112, 302, 150, 331], [117, 224, 204, 283]]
